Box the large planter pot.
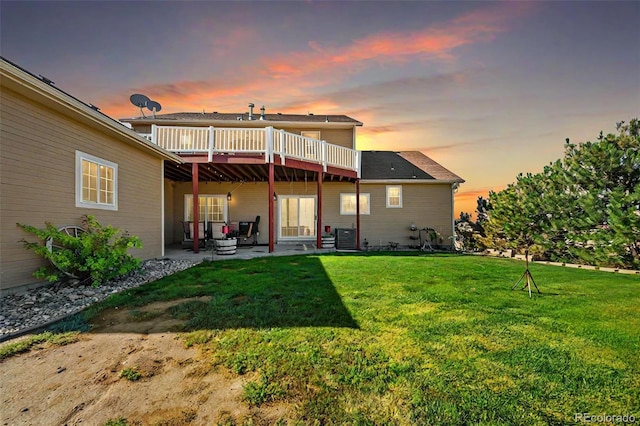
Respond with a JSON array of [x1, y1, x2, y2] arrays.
[[321, 236, 335, 249], [216, 238, 237, 255]]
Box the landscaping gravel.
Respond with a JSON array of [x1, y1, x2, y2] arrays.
[[0, 258, 196, 340]]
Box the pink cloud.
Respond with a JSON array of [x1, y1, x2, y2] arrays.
[[99, 2, 535, 120], [261, 2, 534, 78]]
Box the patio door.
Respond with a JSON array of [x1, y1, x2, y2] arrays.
[[279, 196, 316, 239]]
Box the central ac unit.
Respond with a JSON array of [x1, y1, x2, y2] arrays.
[[335, 228, 357, 250]]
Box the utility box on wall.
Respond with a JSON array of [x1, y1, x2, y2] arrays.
[[335, 228, 357, 250]]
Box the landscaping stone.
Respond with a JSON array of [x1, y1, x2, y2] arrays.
[[0, 258, 195, 339]]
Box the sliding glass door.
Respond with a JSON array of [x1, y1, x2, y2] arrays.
[[279, 196, 316, 239]]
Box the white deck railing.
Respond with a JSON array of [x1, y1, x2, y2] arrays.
[[150, 125, 360, 175]]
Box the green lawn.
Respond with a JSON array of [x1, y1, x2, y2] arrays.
[[78, 254, 640, 424]]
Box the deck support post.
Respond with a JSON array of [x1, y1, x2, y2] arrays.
[[316, 172, 323, 249], [356, 179, 361, 250], [192, 162, 200, 253], [268, 162, 275, 253]]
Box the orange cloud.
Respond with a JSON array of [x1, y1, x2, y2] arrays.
[[260, 2, 534, 79]]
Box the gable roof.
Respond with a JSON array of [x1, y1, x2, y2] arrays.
[[361, 151, 464, 183], [0, 57, 183, 163], [397, 151, 465, 182]]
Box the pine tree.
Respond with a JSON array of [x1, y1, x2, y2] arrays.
[[485, 119, 639, 269]]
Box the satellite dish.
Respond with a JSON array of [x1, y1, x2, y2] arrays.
[[147, 100, 162, 118], [129, 93, 150, 117]]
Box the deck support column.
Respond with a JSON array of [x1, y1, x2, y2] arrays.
[[356, 179, 361, 250], [316, 172, 323, 249], [192, 163, 200, 253], [268, 162, 275, 253]]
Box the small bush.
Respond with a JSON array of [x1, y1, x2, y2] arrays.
[[17, 215, 141, 286], [119, 367, 141, 381], [103, 418, 128, 426]]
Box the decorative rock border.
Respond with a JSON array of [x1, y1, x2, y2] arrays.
[[0, 258, 196, 342]]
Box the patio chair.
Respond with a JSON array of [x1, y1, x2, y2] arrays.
[[181, 221, 205, 249]]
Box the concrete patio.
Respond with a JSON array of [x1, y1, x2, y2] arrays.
[[163, 242, 337, 263]]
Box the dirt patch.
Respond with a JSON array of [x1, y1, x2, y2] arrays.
[[0, 298, 292, 425]]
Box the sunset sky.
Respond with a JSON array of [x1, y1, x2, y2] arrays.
[[2, 1, 639, 217]]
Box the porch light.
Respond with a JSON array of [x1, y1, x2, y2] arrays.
[[227, 192, 232, 201], [273, 192, 277, 201]]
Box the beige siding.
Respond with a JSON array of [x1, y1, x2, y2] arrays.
[[297, 128, 354, 149], [163, 178, 175, 244], [321, 182, 454, 249], [0, 87, 164, 293], [171, 181, 272, 244]]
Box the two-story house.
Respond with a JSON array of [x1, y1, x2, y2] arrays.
[[1, 56, 463, 294], [120, 106, 464, 253]]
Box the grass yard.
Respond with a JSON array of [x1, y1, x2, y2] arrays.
[[81, 254, 639, 424]]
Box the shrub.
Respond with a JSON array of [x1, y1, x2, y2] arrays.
[[17, 215, 141, 286], [119, 367, 142, 381]]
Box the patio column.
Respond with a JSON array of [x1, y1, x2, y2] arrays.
[[192, 163, 200, 253], [316, 172, 323, 248], [356, 179, 361, 250], [268, 162, 275, 253]]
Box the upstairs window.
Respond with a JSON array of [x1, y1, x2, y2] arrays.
[[301, 131, 320, 140], [340, 193, 370, 215], [386, 185, 402, 208], [76, 151, 117, 210]]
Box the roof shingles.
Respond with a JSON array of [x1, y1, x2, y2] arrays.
[[361, 151, 464, 183]]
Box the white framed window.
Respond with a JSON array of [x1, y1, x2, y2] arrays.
[[340, 193, 370, 215], [386, 185, 403, 208], [75, 151, 118, 210], [301, 131, 321, 160], [300, 131, 320, 140], [184, 195, 227, 223]]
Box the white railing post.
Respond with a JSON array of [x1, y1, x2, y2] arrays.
[[266, 126, 274, 163], [322, 140, 328, 172], [357, 151, 362, 178], [151, 124, 157, 145], [208, 126, 214, 162], [279, 129, 286, 165]]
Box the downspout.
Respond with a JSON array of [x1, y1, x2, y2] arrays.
[[192, 163, 199, 253], [161, 160, 165, 257], [451, 183, 458, 250], [356, 179, 361, 250], [316, 172, 323, 249], [268, 162, 275, 253]]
